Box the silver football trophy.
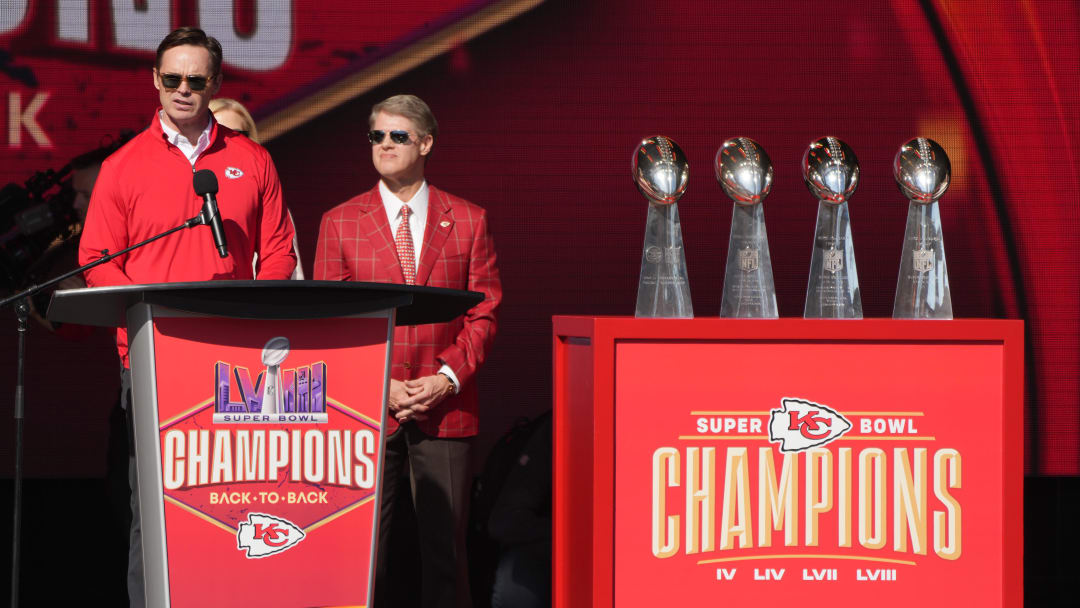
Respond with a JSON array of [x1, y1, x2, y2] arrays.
[[892, 138, 953, 319], [260, 336, 290, 414], [802, 137, 863, 319], [716, 137, 778, 318], [633, 135, 693, 318]]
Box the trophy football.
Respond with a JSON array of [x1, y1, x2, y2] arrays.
[[802, 136, 863, 319], [892, 137, 953, 319], [716, 137, 778, 318], [633, 135, 693, 318]]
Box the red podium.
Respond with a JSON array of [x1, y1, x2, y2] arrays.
[[49, 281, 481, 608], [553, 317, 1023, 608]]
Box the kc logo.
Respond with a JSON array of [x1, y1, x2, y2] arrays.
[[225, 167, 244, 179], [237, 513, 305, 558], [768, 397, 852, 452], [254, 523, 290, 547], [788, 409, 831, 439]]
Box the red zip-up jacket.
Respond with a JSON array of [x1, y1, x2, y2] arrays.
[[78, 112, 296, 366]]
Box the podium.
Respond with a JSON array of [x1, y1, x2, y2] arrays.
[[553, 317, 1023, 608], [49, 280, 482, 608]]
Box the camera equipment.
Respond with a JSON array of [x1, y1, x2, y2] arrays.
[[0, 166, 79, 293], [0, 132, 135, 300]]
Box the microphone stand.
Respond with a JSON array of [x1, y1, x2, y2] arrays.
[[1, 212, 205, 608]]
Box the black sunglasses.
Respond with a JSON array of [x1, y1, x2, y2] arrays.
[[367, 130, 414, 145], [159, 73, 212, 91]]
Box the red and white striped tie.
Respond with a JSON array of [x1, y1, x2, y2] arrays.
[[395, 204, 417, 285]]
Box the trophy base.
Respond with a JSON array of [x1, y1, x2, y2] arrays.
[[720, 203, 777, 318], [636, 203, 693, 318], [804, 200, 862, 319], [893, 201, 952, 319]]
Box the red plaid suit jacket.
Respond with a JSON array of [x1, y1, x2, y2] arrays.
[[313, 184, 501, 438]]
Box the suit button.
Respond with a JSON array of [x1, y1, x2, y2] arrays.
[[403, 362, 412, 369]]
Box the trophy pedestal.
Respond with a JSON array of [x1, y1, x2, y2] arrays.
[[720, 203, 777, 318], [635, 202, 692, 318], [553, 317, 1024, 608], [804, 200, 862, 319], [893, 200, 952, 319]]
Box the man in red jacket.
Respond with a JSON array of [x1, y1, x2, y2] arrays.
[[314, 94, 501, 608], [78, 27, 296, 607]]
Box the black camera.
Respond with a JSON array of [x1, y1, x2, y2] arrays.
[[0, 166, 79, 293], [0, 132, 134, 303]]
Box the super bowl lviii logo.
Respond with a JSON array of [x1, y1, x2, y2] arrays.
[[214, 337, 328, 423]]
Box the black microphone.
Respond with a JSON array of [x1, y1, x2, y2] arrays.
[[192, 169, 228, 258]]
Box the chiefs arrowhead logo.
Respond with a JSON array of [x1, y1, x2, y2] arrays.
[[768, 397, 852, 452], [237, 513, 305, 558], [224, 167, 244, 179]]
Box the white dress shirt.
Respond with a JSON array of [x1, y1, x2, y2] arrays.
[[159, 111, 213, 165], [378, 179, 459, 393], [379, 179, 428, 275]]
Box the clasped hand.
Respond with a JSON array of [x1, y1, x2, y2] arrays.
[[388, 375, 454, 423]]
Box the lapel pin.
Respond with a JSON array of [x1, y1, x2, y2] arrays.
[[440, 220, 451, 228]]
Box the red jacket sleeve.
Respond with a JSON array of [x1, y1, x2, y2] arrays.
[[78, 159, 135, 287], [436, 208, 501, 388], [253, 154, 296, 280], [313, 211, 352, 281]]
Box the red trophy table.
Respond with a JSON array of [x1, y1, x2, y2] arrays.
[[553, 317, 1023, 608], [49, 281, 481, 608]]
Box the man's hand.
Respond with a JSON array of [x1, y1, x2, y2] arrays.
[[57, 275, 86, 291], [387, 379, 411, 413], [394, 374, 454, 423], [25, 296, 55, 332], [27, 275, 86, 331]]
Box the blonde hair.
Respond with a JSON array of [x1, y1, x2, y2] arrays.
[[210, 98, 259, 143], [370, 94, 438, 139]]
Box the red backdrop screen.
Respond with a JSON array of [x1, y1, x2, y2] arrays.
[[1, 0, 1078, 475]]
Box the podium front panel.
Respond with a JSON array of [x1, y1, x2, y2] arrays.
[[130, 305, 392, 607], [553, 318, 1023, 608]]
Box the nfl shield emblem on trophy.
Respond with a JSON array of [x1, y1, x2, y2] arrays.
[[823, 248, 843, 274], [912, 248, 934, 273], [738, 248, 759, 273]]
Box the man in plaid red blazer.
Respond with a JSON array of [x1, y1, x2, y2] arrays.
[[314, 95, 500, 608]]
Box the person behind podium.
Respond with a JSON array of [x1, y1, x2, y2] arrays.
[[210, 96, 305, 280], [314, 94, 501, 608], [77, 26, 296, 607], [24, 134, 131, 337]]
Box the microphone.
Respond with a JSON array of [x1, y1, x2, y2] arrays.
[[193, 169, 228, 258]]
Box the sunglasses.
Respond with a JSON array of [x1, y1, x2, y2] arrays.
[[367, 130, 414, 145], [158, 73, 213, 91]]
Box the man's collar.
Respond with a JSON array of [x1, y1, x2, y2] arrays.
[[378, 179, 429, 214], [158, 110, 214, 147]]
